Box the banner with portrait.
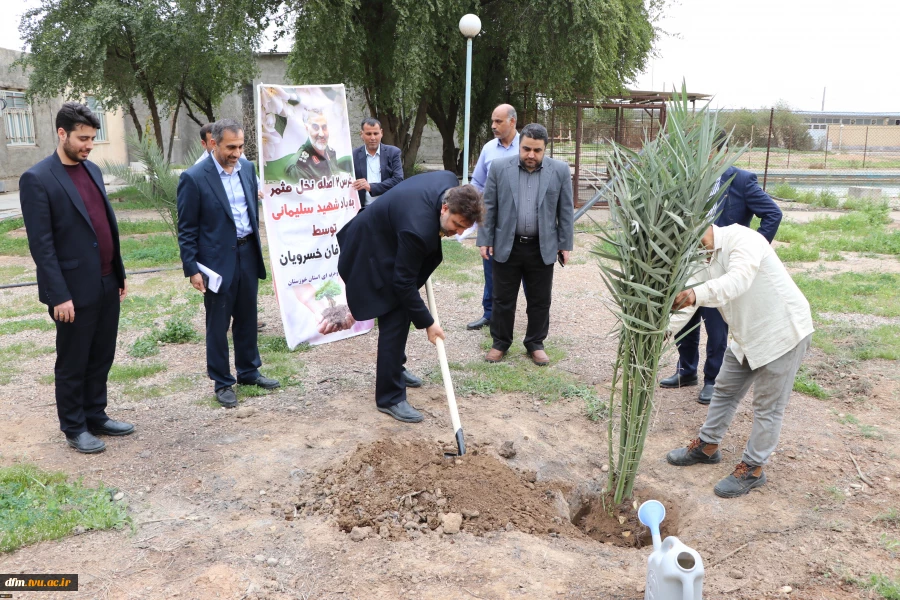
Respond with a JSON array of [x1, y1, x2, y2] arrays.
[[256, 83, 373, 349]]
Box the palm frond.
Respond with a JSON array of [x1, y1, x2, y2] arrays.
[[103, 135, 204, 238], [598, 82, 745, 505]]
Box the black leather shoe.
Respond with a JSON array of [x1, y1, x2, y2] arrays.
[[216, 386, 238, 408], [238, 375, 280, 389], [698, 383, 715, 405], [377, 400, 424, 423], [257, 321, 266, 331], [89, 419, 135, 436], [659, 372, 699, 388], [66, 431, 106, 454], [466, 316, 491, 330], [401, 369, 423, 388]]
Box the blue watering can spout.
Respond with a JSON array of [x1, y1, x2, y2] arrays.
[[638, 499, 665, 552]]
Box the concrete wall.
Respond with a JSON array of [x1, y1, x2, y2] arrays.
[[89, 107, 128, 166], [0, 48, 61, 192], [826, 125, 900, 151], [128, 52, 444, 167], [0, 47, 129, 192]]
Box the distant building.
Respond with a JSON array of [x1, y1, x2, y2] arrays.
[[795, 111, 900, 151], [795, 110, 900, 130], [0, 47, 128, 193]]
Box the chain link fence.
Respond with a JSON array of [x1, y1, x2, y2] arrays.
[[724, 108, 900, 205]]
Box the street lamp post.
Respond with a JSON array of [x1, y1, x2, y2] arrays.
[[458, 13, 481, 185]]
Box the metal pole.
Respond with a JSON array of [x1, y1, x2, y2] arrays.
[[824, 124, 828, 168], [574, 103, 582, 206], [461, 37, 473, 184], [787, 129, 792, 169], [549, 103, 556, 158], [863, 126, 869, 169], [749, 125, 753, 167], [763, 107, 774, 190]]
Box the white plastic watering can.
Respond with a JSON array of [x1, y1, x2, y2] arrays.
[[638, 500, 704, 600]]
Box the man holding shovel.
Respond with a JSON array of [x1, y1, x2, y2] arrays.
[[334, 172, 484, 423]]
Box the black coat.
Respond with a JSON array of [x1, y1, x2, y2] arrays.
[[19, 153, 125, 308], [351, 143, 404, 206], [337, 170, 458, 328], [176, 155, 266, 291]]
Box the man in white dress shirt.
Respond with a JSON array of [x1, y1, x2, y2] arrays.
[[351, 118, 404, 209], [665, 224, 814, 498]]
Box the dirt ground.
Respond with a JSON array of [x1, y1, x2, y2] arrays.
[[0, 207, 898, 600]]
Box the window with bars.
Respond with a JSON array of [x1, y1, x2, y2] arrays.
[[85, 97, 108, 142], [1, 90, 36, 145]]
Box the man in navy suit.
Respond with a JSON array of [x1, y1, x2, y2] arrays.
[[177, 119, 279, 408], [661, 131, 783, 404], [336, 173, 483, 423], [350, 118, 404, 209], [20, 102, 133, 453]]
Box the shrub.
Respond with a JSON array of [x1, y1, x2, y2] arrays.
[[771, 183, 799, 199]]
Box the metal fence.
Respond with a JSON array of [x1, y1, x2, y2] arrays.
[[720, 108, 900, 202], [474, 99, 900, 207]]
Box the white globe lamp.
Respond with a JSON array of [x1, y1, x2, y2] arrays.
[[458, 14, 481, 38]]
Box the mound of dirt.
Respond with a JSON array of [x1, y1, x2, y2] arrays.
[[296, 439, 582, 540]]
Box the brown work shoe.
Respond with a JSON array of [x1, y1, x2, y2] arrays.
[[485, 348, 506, 363], [528, 349, 550, 366], [666, 437, 722, 466], [714, 461, 767, 498]]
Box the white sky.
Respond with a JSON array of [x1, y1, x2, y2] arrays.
[[2, 0, 896, 113], [633, 0, 899, 112]]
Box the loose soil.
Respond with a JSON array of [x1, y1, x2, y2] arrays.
[[0, 206, 898, 599], [299, 439, 582, 539]]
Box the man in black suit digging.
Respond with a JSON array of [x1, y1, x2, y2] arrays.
[[335, 172, 483, 423]]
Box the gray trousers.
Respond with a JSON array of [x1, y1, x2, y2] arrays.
[[699, 334, 812, 467]]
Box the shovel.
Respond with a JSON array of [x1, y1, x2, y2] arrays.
[[424, 277, 466, 457]]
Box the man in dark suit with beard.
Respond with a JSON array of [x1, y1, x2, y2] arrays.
[[19, 102, 133, 454], [335, 172, 483, 423]]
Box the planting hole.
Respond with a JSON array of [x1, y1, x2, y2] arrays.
[[568, 484, 681, 548]]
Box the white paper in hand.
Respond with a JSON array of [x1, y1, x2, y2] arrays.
[[197, 263, 222, 293]]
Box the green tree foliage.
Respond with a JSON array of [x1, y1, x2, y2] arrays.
[[18, 0, 264, 153], [721, 100, 813, 150], [286, 0, 657, 173]]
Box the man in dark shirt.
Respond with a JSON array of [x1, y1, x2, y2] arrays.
[[20, 102, 133, 454]]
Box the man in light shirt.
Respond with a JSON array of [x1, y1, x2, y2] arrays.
[[351, 117, 404, 210], [465, 104, 520, 331], [664, 223, 813, 498], [177, 119, 280, 408], [195, 122, 264, 332]]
